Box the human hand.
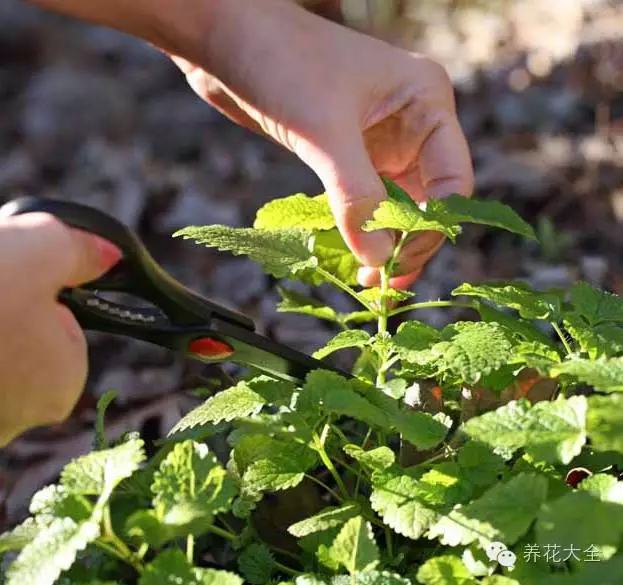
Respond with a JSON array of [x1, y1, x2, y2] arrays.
[[0, 213, 121, 445], [171, 0, 473, 288]]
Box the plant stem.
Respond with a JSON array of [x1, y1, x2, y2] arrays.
[[388, 300, 475, 317], [385, 526, 394, 560], [102, 505, 143, 573], [314, 427, 350, 499], [206, 524, 237, 542], [329, 423, 350, 446], [333, 456, 364, 477], [274, 560, 302, 577], [375, 232, 409, 386], [354, 428, 373, 498], [269, 544, 305, 564], [186, 534, 195, 564], [553, 322, 573, 355], [304, 473, 343, 502], [378, 265, 391, 337], [316, 267, 375, 312]]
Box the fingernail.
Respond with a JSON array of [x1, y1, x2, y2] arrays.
[[93, 235, 122, 271], [357, 231, 393, 267], [357, 266, 380, 287]]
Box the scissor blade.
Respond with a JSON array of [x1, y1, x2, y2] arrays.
[[201, 319, 351, 383]]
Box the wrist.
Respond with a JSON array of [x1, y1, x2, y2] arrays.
[[27, 0, 221, 63]]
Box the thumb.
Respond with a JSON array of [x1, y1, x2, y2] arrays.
[[296, 130, 393, 267], [5, 213, 122, 290]]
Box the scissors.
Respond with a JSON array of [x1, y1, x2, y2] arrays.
[[0, 197, 348, 383]]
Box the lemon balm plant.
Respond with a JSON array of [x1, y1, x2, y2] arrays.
[[2, 180, 623, 585]]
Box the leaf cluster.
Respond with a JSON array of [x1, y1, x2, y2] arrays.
[[5, 181, 623, 584]]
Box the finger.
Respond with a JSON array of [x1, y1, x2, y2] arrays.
[[395, 231, 445, 276], [357, 266, 380, 287], [297, 128, 393, 267], [357, 264, 422, 291], [389, 269, 422, 290], [3, 213, 122, 290], [418, 115, 474, 200]]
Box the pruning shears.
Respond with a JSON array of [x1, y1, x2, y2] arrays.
[[0, 197, 347, 383]]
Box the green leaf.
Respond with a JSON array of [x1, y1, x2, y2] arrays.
[[171, 383, 264, 434], [476, 302, 554, 346], [254, 193, 335, 231], [578, 474, 623, 503], [587, 394, 623, 452], [312, 229, 360, 286], [343, 445, 395, 472], [509, 341, 561, 374], [463, 396, 587, 464], [382, 177, 416, 207], [299, 371, 392, 430], [333, 574, 411, 585], [564, 313, 623, 358], [427, 195, 537, 240], [232, 433, 302, 473], [326, 516, 379, 575], [61, 439, 145, 496], [313, 330, 371, 359], [552, 357, 623, 392], [536, 490, 623, 553], [543, 556, 623, 585], [439, 321, 516, 385], [392, 321, 441, 363], [242, 452, 316, 494], [94, 390, 117, 450], [277, 286, 339, 322], [174, 226, 316, 278], [0, 518, 39, 553], [357, 287, 414, 309], [416, 555, 476, 585], [5, 518, 100, 585], [288, 503, 361, 537], [124, 509, 176, 548], [296, 573, 411, 585], [393, 410, 450, 451], [139, 550, 195, 585], [452, 282, 561, 320], [238, 543, 275, 585], [457, 442, 506, 487], [140, 549, 243, 585], [429, 473, 548, 546], [173, 377, 295, 435], [363, 199, 461, 241], [571, 281, 623, 325], [152, 441, 236, 528], [370, 463, 471, 540], [199, 570, 245, 585], [235, 436, 317, 494], [29, 485, 91, 523], [343, 311, 377, 324]]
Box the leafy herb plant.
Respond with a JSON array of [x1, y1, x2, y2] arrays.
[[3, 180, 623, 585]]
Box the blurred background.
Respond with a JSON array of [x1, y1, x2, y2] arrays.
[[0, 0, 622, 526]]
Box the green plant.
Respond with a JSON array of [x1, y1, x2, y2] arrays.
[[2, 181, 623, 585]]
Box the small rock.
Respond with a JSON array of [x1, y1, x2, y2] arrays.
[[156, 186, 242, 232], [21, 66, 135, 170], [580, 255, 608, 286], [94, 367, 138, 406], [59, 139, 147, 228], [209, 259, 266, 305]]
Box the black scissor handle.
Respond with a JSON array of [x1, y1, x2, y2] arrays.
[[0, 197, 254, 330]]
